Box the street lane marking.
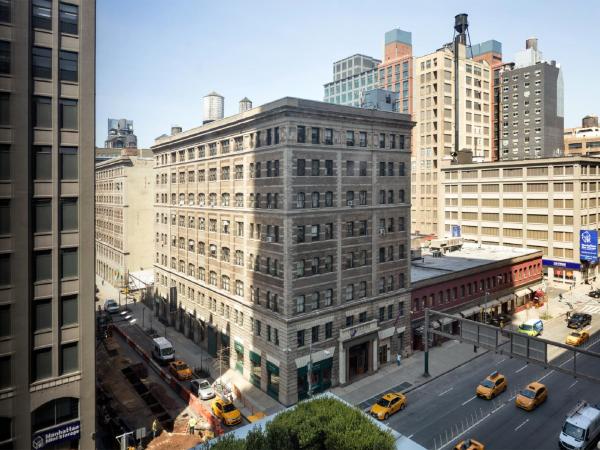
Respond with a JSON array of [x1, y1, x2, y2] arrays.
[[514, 418, 529, 431], [497, 357, 507, 364], [438, 387, 454, 396], [515, 364, 528, 373], [461, 396, 476, 406], [568, 380, 578, 389], [408, 434, 414, 439], [538, 369, 555, 382]]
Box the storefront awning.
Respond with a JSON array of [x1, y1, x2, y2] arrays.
[[481, 299, 501, 309], [460, 305, 482, 317], [378, 326, 405, 340], [515, 288, 530, 298], [497, 294, 513, 304], [439, 316, 458, 326], [294, 347, 335, 369]]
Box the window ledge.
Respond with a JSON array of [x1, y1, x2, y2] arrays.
[[60, 324, 79, 331], [60, 276, 78, 282], [33, 280, 52, 286]]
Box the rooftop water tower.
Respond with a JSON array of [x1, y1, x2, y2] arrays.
[[203, 91, 224, 124]]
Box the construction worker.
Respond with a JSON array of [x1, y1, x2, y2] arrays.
[[151, 418, 159, 439], [188, 416, 197, 435]]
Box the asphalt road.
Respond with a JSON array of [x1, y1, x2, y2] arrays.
[[384, 317, 600, 450]]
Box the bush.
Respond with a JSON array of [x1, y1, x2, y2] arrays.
[[206, 397, 395, 450]]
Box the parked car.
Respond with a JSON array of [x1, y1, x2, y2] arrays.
[[588, 289, 600, 299], [211, 398, 241, 425], [103, 299, 119, 314], [369, 392, 407, 420], [191, 379, 215, 400], [567, 313, 592, 329], [169, 360, 193, 380]]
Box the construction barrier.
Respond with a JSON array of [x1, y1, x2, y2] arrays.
[[109, 324, 224, 436]]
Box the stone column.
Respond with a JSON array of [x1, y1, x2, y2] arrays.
[[338, 341, 346, 384], [372, 339, 378, 373]]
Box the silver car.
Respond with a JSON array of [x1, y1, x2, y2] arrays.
[[191, 378, 215, 400], [104, 299, 119, 314]]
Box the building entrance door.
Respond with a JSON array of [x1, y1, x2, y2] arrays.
[[348, 342, 369, 381], [378, 344, 388, 365]]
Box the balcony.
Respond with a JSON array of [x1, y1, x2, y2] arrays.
[[339, 319, 378, 342]]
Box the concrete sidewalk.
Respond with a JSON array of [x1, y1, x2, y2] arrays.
[[332, 339, 485, 407]]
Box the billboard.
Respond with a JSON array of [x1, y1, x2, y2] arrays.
[[32, 421, 80, 449], [580, 230, 599, 262]]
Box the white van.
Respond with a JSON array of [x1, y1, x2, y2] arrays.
[[151, 337, 175, 364], [559, 401, 600, 449]]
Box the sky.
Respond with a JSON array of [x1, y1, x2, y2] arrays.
[[97, 0, 600, 148]]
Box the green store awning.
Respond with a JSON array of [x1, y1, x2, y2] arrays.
[[234, 341, 244, 354], [249, 351, 261, 364], [266, 361, 279, 375]]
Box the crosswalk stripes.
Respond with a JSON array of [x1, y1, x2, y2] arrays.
[[578, 304, 600, 314]]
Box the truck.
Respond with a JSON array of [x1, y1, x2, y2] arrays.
[[559, 401, 600, 449], [151, 337, 175, 364]]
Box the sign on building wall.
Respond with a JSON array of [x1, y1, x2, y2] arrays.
[[32, 421, 80, 449], [542, 259, 581, 270], [580, 230, 599, 263], [451, 225, 461, 237]]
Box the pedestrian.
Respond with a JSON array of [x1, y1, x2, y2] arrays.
[[151, 419, 159, 439], [396, 353, 402, 366], [188, 417, 197, 435]]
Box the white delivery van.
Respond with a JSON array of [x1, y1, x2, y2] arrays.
[[559, 401, 600, 449], [151, 337, 175, 364]]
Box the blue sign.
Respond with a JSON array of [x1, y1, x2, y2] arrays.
[[451, 225, 461, 237], [32, 421, 80, 449], [542, 259, 581, 270], [580, 230, 599, 262]]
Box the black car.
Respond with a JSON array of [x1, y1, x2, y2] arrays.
[[567, 313, 592, 329], [588, 289, 600, 299]]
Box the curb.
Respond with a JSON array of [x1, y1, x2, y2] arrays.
[[402, 348, 490, 395]]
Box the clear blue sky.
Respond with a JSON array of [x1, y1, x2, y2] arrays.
[[97, 0, 600, 148]]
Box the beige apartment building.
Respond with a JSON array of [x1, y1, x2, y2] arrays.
[[152, 97, 413, 405], [411, 43, 493, 236], [564, 115, 600, 156], [0, 1, 96, 449], [95, 150, 154, 290], [442, 156, 600, 285]]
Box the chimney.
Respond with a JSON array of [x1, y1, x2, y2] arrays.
[[171, 126, 182, 135]]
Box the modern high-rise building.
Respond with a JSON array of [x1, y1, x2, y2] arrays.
[[152, 97, 413, 405], [0, 1, 96, 449], [441, 156, 600, 285], [498, 39, 564, 160], [104, 117, 137, 149], [95, 151, 154, 291], [323, 54, 381, 107], [377, 29, 413, 114], [411, 40, 493, 236]]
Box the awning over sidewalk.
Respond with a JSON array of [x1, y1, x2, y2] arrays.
[[497, 294, 513, 304], [460, 305, 481, 317], [481, 299, 501, 309], [515, 288, 531, 298], [294, 347, 335, 368]]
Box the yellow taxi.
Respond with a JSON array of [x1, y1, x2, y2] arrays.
[[476, 371, 507, 400], [211, 397, 242, 426], [168, 359, 193, 381], [566, 330, 589, 347], [454, 439, 485, 450], [369, 392, 407, 420], [515, 381, 547, 411]]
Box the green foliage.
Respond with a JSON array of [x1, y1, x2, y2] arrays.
[[206, 397, 395, 450]]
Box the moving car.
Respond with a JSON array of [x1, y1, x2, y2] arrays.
[[566, 330, 590, 347], [588, 289, 600, 299], [559, 401, 600, 449], [211, 398, 242, 425], [517, 319, 543, 337], [168, 360, 193, 381], [568, 313, 592, 329], [190, 378, 215, 400], [515, 382, 547, 411], [369, 392, 407, 420], [454, 439, 485, 450], [489, 313, 512, 328], [476, 371, 507, 399], [103, 299, 119, 314]]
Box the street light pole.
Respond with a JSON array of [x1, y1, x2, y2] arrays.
[[423, 308, 430, 377]]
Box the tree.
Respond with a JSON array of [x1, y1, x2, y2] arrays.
[[205, 397, 395, 450]]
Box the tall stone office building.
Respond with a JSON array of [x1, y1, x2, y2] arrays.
[[0, 1, 95, 448], [152, 98, 413, 405]]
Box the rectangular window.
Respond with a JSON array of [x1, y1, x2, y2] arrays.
[[0, 92, 8, 125], [359, 131, 367, 147], [60, 99, 78, 129], [32, 46, 52, 79], [59, 51, 78, 82], [325, 159, 333, 176], [0, 199, 8, 234], [34, 199, 52, 233], [34, 96, 52, 128], [32, 347, 52, 382], [60, 342, 78, 374], [325, 322, 333, 339], [312, 325, 319, 343], [0, 144, 8, 180], [0, 254, 9, 286], [297, 125, 306, 143], [297, 330, 305, 347], [346, 130, 355, 146], [311, 127, 320, 144], [59, 3, 78, 35], [60, 198, 78, 231], [61, 295, 78, 326], [60, 147, 78, 179], [0, 0, 10, 24], [61, 247, 78, 279], [33, 299, 52, 332], [34, 146, 52, 180], [325, 128, 333, 145], [379, 133, 386, 148], [0, 305, 9, 338], [0, 40, 9, 74], [32, 0, 52, 30]]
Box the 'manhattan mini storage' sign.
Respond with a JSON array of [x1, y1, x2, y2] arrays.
[[32, 420, 80, 449], [580, 230, 599, 263]]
